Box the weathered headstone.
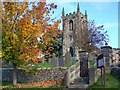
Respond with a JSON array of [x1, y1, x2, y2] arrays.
[[58, 56, 64, 67], [64, 51, 72, 66], [51, 56, 59, 67]]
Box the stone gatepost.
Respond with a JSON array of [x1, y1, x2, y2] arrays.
[[101, 45, 112, 71]]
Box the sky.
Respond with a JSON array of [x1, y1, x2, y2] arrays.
[[47, 1, 119, 48]]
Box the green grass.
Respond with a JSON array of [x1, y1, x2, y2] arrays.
[[0, 50, 2, 58], [88, 73, 120, 88], [0, 81, 13, 86], [38, 60, 77, 68], [37, 62, 53, 68], [64, 60, 77, 67], [88, 60, 95, 68], [0, 81, 25, 86]]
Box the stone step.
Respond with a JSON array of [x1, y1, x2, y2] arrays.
[[74, 78, 85, 82], [74, 77, 89, 84], [68, 84, 88, 89], [71, 81, 86, 84]]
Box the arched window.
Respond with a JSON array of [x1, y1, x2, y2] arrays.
[[82, 21, 85, 29], [70, 47, 74, 57], [69, 35, 73, 41], [69, 20, 73, 31]]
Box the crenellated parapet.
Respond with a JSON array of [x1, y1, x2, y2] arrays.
[[62, 10, 87, 21]]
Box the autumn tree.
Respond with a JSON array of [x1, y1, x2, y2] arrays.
[[2, 1, 60, 85], [38, 31, 62, 60]]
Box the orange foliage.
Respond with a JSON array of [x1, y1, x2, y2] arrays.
[[2, 1, 60, 65], [0, 78, 63, 89]]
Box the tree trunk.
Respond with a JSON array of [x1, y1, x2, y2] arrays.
[[13, 63, 17, 85]]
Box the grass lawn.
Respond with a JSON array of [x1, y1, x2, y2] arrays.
[[88, 73, 120, 89], [64, 60, 77, 67], [0, 81, 13, 86], [37, 60, 77, 68], [0, 81, 25, 86], [0, 51, 2, 58], [37, 62, 53, 68]]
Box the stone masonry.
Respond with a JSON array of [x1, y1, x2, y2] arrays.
[[62, 3, 89, 60]]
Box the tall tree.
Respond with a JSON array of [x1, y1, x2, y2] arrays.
[[2, 1, 60, 85], [38, 31, 62, 60], [88, 20, 109, 48], [74, 20, 109, 52]]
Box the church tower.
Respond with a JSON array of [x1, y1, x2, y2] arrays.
[[62, 3, 89, 60]]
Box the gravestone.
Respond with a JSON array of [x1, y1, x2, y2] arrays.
[[58, 56, 64, 67], [51, 56, 59, 67], [64, 51, 72, 66]]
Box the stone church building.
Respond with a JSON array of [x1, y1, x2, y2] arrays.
[[62, 4, 89, 60]]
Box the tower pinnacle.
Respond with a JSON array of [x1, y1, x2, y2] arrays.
[[85, 10, 87, 16], [77, 3, 80, 13], [62, 7, 65, 17]]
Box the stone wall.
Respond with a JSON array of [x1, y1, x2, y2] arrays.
[[64, 61, 80, 86], [110, 63, 120, 79], [62, 4, 88, 59], [1, 67, 67, 82], [112, 49, 120, 64]]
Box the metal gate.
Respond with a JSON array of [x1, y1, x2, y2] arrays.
[[79, 52, 89, 77]]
